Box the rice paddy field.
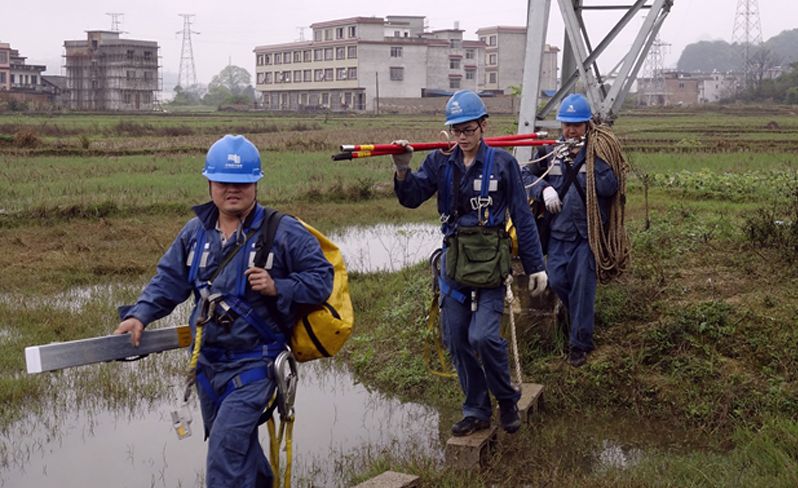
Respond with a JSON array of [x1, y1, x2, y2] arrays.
[[1, 104, 797, 487]]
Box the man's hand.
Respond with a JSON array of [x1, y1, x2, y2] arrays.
[[391, 140, 413, 180], [114, 317, 144, 347], [528, 271, 548, 297], [543, 186, 562, 214], [246, 267, 277, 296]]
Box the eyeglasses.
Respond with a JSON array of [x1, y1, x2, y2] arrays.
[[450, 125, 480, 137]]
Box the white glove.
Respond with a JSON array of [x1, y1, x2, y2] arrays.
[[391, 139, 413, 173], [528, 270, 548, 297], [542, 186, 562, 214]]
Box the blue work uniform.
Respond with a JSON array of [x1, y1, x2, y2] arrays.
[[395, 142, 545, 421], [523, 140, 618, 352], [121, 201, 333, 488]]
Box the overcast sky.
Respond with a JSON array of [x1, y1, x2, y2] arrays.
[[3, 0, 793, 84]]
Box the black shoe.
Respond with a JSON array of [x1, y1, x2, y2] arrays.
[[451, 416, 491, 437], [568, 349, 587, 368], [499, 401, 521, 434]]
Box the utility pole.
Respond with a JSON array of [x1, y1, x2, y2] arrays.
[[732, 0, 763, 87], [375, 72, 380, 115], [177, 14, 199, 89]]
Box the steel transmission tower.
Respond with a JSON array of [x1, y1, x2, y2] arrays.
[[177, 14, 199, 89], [732, 0, 762, 82], [642, 36, 669, 106]]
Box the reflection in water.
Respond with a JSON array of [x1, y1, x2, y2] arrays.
[[330, 223, 441, 273], [0, 361, 440, 488]]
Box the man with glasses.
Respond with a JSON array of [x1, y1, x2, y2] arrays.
[[391, 90, 548, 436]]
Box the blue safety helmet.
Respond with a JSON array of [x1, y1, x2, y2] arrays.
[[203, 134, 264, 183], [444, 90, 488, 126], [556, 93, 592, 123]]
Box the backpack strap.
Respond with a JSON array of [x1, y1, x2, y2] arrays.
[[476, 146, 496, 226], [252, 207, 293, 339]]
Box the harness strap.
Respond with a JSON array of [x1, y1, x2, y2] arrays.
[[438, 276, 467, 304], [196, 364, 271, 410]]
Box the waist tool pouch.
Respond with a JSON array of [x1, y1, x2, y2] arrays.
[[445, 226, 512, 288]]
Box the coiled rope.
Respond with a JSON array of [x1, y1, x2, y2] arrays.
[[585, 122, 631, 283]]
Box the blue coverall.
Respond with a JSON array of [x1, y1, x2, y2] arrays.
[[122, 201, 333, 488], [395, 142, 545, 421], [523, 141, 618, 353]]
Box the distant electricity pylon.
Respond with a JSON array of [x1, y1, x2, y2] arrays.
[[106, 13, 124, 33], [732, 0, 763, 81], [642, 36, 670, 106], [177, 14, 199, 88]]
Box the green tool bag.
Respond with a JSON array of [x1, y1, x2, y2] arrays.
[[445, 226, 512, 288]]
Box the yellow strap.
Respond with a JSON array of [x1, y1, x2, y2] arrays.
[[283, 417, 294, 488], [187, 323, 203, 373], [422, 293, 457, 379], [267, 417, 280, 487]]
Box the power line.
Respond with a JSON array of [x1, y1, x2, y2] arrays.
[[177, 14, 199, 88]]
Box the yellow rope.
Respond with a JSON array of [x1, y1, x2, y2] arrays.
[[185, 323, 204, 384], [585, 122, 631, 283], [267, 417, 280, 486], [422, 292, 457, 379]]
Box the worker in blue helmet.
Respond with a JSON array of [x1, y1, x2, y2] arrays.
[[521, 93, 619, 367], [114, 134, 333, 487], [392, 90, 548, 436]]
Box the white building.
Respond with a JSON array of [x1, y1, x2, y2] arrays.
[[476, 27, 559, 95], [254, 16, 488, 112], [698, 71, 741, 104]]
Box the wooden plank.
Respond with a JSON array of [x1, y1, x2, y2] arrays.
[[25, 325, 192, 374], [353, 470, 420, 488], [518, 383, 545, 422], [445, 425, 498, 469]]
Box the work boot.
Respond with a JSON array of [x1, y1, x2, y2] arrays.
[[568, 349, 587, 368], [451, 416, 491, 437], [499, 401, 521, 434]]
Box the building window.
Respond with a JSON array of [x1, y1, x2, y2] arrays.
[[257, 55, 264, 66], [142, 92, 151, 104], [126, 50, 134, 59], [283, 52, 291, 64], [336, 67, 346, 80], [347, 46, 357, 59], [126, 70, 136, 79], [324, 29, 332, 41], [449, 78, 461, 89], [0, 73, 5, 84], [489, 35, 496, 46], [303, 69, 312, 82], [336, 27, 344, 39], [324, 48, 333, 61], [465, 68, 476, 80], [144, 71, 153, 81], [274, 53, 282, 65], [144, 51, 152, 60], [300, 93, 308, 105], [314, 69, 324, 81], [479, 36, 487, 44], [348, 26, 357, 38], [314, 49, 323, 61], [465, 49, 475, 60], [274, 71, 282, 84], [293, 51, 301, 63], [390, 67, 404, 81], [450, 58, 460, 69], [347, 67, 357, 80], [303, 50, 311, 62], [31, 75, 38, 85], [324, 68, 333, 81], [264, 72, 272, 84], [283, 71, 292, 83], [394, 30, 401, 37], [314, 30, 322, 41], [489, 72, 497, 83], [257, 73, 264, 84], [489, 54, 497, 65], [390, 46, 402, 58], [321, 92, 330, 106], [0, 52, 7, 63], [293, 70, 302, 82], [450, 39, 461, 49], [336, 47, 346, 60], [124, 92, 131, 103], [264, 54, 271, 65]]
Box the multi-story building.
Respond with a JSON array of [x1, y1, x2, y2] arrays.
[[0, 43, 11, 91], [9, 49, 46, 92], [254, 16, 487, 112], [698, 71, 741, 103], [476, 27, 559, 95], [63, 31, 160, 111], [637, 70, 701, 106]]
